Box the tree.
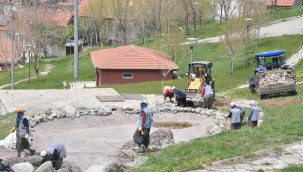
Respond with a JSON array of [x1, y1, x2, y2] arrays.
[[82, 0, 107, 47], [15, 3, 62, 80], [269, 0, 278, 11], [215, 0, 241, 22], [221, 18, 245, 77]]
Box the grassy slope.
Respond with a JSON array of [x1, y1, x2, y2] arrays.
[[6, 35, 303, 93], [0, 113, 15, 140], [101, 35, 303, 94], [134, 84, 303, 172]]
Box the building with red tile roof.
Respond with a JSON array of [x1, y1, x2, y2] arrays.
[[0, 38, 20, 71], [51, 12, 73, 27], [91, 45, 179, 86], [265, 0, 302, 6]]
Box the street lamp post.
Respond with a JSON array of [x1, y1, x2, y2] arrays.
[[10, 0, 14, 90], [187, 38, 198, 63], [26, 45, 32, 84], [244, 18, 252, 54], [74, 0, 79, 78]]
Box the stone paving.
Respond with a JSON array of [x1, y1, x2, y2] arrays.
[[0, 88, 160, 115], [189, 140, 303, 172]]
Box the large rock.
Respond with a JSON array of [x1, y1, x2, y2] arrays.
[[121, 128, 174, 150], [149, 128, 174, 149], [11, 162, 34, 172], [85, 165, 105, 172], [57, 161, 82, 172], [105, 162, 123, 172], [65, 105, 76, 117], [0, 132, 16, 149], [35, 161, 54, 172]]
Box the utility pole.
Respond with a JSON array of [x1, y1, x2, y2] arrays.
[[187, 38, 198, 63], [10, 0, 14, 90], [74, 0, 79, 78]]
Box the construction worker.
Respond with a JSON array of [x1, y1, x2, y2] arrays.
[[234, 102, 245, 124], [163, 86, 174, 102], [201, 83, 215, 109], [173, 87, 187, 107], [248, 100, 260, 127], [134, 100, 154, 153], [13, 107, 35, 157], [228, 102, 241, 130], [40, 143, 67, 170]]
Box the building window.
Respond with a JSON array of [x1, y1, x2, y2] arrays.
[[122, 73, 133, 79]]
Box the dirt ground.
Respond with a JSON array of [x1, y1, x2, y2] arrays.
[[0, 109, 216, 171], [264, 97, 302, 108]]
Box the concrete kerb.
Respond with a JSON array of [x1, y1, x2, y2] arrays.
[[269, 15, 303, 25]]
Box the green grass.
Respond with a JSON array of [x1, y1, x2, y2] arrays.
[[133, 83, 303, 172], [0, 62, 46, 86], [103, 35, 303, 94], [3, 51, 96, 89], [280, 164, 303, 172], [0, 113, 15, 140], [3, 35, 302, 94], [294, 59, 303, 82], [270, 6, 303, 21]]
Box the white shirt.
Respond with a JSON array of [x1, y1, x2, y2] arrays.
[[205, 85, 214, 95]]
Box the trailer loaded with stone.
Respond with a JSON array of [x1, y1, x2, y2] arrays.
[[249, 50, 297, 99]]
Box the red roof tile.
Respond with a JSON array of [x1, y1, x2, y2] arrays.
[[0, 38, 20, 64], [91, 45, 179, 70], [265, 0, 295, 6], [51, 12, 73, 27]]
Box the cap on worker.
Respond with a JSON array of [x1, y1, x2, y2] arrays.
[[172, 86, 176, 90], [139, 100, 148, 105], [250, 100, 256, 106], [40, 151, 47, 157], [230, 102, 235, 107], [17, 107, 25, 112]]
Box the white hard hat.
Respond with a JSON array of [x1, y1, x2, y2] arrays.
[[230, 102, 235, 107], [139, 100, 148, 105], [40, 150, 47, 157], [172, 86, 176, 90], [250, 100, 256, 106]]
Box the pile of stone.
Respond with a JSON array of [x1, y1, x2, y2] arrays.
[[121, 128, 174, 150], [1, 156, 82, 172], [27, 106, 115, 128], [258, 69, 295, 86]]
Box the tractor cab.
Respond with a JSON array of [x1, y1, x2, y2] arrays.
[[254, 50, 288, 74], [186, 61, 214, 93]]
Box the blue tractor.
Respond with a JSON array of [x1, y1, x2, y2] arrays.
[[248, 50, 296, 99]]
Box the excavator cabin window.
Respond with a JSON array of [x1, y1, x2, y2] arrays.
[[190, 66, 205, 78]]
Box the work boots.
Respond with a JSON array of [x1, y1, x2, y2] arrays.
[[30, 149, 36, 156], [137, 146, 146, 153]]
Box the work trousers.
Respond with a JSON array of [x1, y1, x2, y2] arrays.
[[16, 133, 33, 156], [249, 121, 258, 128], [231, 122, 241, 130], [203, 94, 215, 109], [177, 97, 186, 107], [52, 158, 63, 170]]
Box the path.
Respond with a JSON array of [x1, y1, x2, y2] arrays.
[[183, 16, 303, 45], [189, 140, 303, 172], [0, 64, 53, 89]]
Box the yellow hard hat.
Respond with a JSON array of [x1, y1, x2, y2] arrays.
[[17, 107, 25, 112]]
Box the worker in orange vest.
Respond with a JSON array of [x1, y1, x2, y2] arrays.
[[163, 86, 174, 102]]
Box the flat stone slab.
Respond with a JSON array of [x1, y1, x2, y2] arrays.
[[96, 95, 124, 102], [121, 94, 144, 100]]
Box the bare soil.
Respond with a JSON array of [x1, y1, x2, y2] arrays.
[[264, 97, 302, 108]]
